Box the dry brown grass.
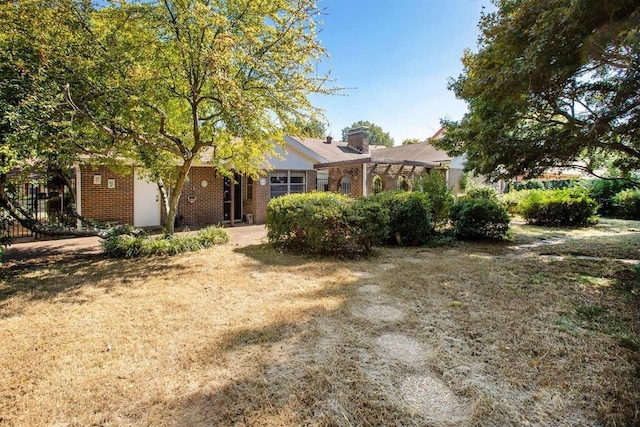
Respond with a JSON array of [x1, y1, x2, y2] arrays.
[[1, 219, 639, 426]]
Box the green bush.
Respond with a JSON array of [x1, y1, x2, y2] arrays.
[[613, 189, 640, 219], [412, 172, 454, 228], [461, 185, 499, 202], [519, 188, 598, 226], [102, 225, 230, 258], [500, 189, 535, 215], [367, 191, 434, 245], [590, 179, 638, 216], [266, 192, 388, 255], [450, 198, 510, 240]]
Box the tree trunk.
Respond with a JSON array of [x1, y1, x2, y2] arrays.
[[162, 158, 194, 235]]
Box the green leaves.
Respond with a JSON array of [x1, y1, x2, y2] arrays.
[[435, 0, 640, 182]]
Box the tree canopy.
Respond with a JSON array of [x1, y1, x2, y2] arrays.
[[341, 120, 394, 147], [1, 0, 337, 237], [402, 138, 422, 145], [434, 0, 640, 182]]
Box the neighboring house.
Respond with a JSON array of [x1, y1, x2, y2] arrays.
[[72, 127, 459, 228]]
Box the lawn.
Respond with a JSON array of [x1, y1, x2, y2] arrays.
[[1, 219, 638, 426]]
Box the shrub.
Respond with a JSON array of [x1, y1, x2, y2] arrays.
[[450, 198, 510, 240], [266, 192, 388, 255], [462, 185, 499, 202], [367, 191, 434, 245], [519, 188, 598, 226], [102, 225, 230, 258], [412, 172, 454, 228], [590, 179, 638, 216], [613, 189, 640, 219], [500, 189, 535, 215]]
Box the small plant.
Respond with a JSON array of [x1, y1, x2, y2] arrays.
[[450, 198, 510, 240], [102, 225, 230, 258]]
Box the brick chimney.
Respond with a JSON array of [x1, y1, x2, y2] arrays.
[[347, 127, 369, 154], [325, 135, 332, 144]]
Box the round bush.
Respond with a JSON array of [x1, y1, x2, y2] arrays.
[[613, 189, 640, 219], [266, 192, 388, 255], [518, 188, 597, 226], [366, 191, 434, 245], [451, 198, 510, 240]]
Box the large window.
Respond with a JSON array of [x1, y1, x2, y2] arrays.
[[270, 171, 306, 198], [339, 176, 351, 196]]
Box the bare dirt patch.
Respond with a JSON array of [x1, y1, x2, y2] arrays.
[[0, 219, 638, 426]]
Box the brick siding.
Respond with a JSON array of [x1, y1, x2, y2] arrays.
[[80, 165, 134, 225]]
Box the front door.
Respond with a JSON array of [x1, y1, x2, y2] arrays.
[[134, 169, 160, 227], [223, 174, 242, 221]]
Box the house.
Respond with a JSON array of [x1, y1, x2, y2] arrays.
[[71, 128, 461, 229]]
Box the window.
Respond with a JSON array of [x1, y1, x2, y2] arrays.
[[270, 171, 306, 198], [246, 177, 253, 200], [339, 176, 351, 196]]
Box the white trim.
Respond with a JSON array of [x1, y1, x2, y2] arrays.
[[282, 136, 329, 163], [74, 163, 82, 228]]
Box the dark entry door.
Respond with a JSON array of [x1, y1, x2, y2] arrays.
[[223, 174, 242, 221]]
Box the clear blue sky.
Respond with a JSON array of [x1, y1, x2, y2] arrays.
[[310, 0, 492, 145]]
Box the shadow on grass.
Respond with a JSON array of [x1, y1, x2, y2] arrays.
[[0, 253, 195, 315]]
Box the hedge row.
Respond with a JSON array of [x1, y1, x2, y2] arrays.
[[509, 188, 598, 226], [266, 190, 510, 256]]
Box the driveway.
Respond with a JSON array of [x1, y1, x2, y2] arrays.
[[2, 225, 267, 262]]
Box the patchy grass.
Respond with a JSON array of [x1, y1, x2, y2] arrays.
[[0, 219, 639, 426]]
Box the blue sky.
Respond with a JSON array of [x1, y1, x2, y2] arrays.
[[310, 0, 492, 144]]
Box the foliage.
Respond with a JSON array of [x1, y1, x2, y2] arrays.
[[434, 0, 640, 181], [401, 138, 421, 145], [613, 189, 640, 220], [500, 189, 536, 215], [266, 192, 388, 256], [450, 198, 510, 240], [371, 175, 383, 194], [590, 179, 639, 216], [461, 185, 499, 202], [1, 0, 338, 237], [519, 189, 598, 226], [340, 120, 394, 147], [288, 117, 328, 139], [412, 172, 454, 228], [366, 191, 434, 245], [102, 226, 229, 258]]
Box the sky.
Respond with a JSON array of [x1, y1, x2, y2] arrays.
[[309, 0, 492, 145]]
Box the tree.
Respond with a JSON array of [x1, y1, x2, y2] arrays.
[[341, 120, 394, 147], [288, 117, 328, 138], [434, 0, 640, 183], [0, 0, 128, 239], [1, 0, 338, 238], [402, 138, 421, 145]]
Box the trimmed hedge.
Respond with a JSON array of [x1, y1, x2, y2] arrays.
[[102, 225, 230, 258], [366, 191, 434, 245], [266, 192, 389, 255], [519, 188, 598, 226], [613, 189, 640, 220], [450, 198, 510, 240]]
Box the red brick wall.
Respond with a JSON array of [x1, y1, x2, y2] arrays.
[[253, 174, 271, 224], [80, 165, 134, 225], [176, 167, 224, 226], [328, 165, 364, 198]]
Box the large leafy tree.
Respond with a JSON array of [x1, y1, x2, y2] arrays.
[[434, 0, 640, 182], [341, 120, 394, 147], [1, 0, 336, 237], [68, 0, 336, 234]]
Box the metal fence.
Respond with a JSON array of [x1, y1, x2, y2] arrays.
[[2, 182, 75, 239]]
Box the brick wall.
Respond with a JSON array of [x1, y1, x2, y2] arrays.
[[328, 165, 365, 198], [80, 165, 134, 224], [253, 174, 271, 224], [176, 167, 224, 226]]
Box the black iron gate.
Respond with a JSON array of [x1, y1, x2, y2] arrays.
[[2, 181, 75, 239]]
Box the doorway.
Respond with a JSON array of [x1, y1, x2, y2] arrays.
[[223, 174, 242, 221]]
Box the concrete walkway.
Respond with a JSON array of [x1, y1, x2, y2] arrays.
[[3, 225, 267, 262]]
